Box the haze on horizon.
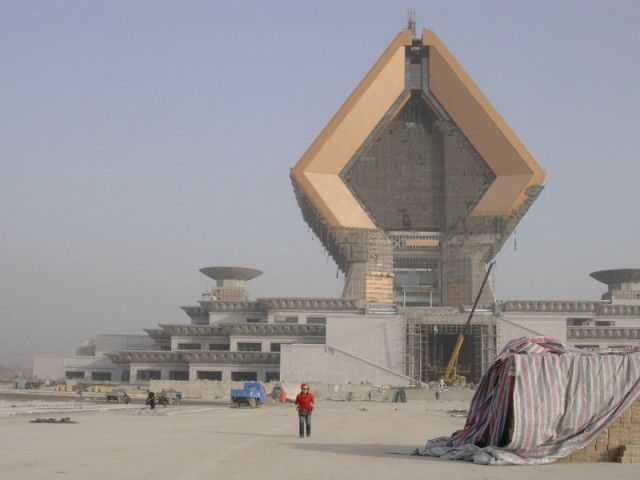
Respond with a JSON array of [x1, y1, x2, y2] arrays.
[[1, 1, 639, 368]]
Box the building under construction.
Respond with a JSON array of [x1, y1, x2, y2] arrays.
[[35, 23, 560, 386], [291, 23, 545, 382], [33, 25, 640, 388]]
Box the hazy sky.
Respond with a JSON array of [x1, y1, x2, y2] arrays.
[[1, 1, 639, 368]]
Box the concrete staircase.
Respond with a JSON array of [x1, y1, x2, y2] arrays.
[[366, 303, 398, 315]]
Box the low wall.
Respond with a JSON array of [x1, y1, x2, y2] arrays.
[[148, 380, 453, 402], [150, 380, 244, 401]]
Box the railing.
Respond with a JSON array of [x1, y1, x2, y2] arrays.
[[567, 327, 640, 340], [501, 301, 640, 316], [501, 301, 597, 313], [158, 323, 326, 337]]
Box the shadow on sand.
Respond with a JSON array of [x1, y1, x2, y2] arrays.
[[289, 443, 438, 460], [206, 429, 292, 439]]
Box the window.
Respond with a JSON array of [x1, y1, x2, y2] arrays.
[[237, 342, 261, 352], [169, 371, 189, 380], [122, 371, 130, 382], [209, 343, 230, 351], [91, 372, 111, 381], [265, 372, 280, 382], [246, 318, 265, 323], [575, 345, 599, 351], [197, 371, 222, 381], [595, 321, 614, 327], [306, 316, 327, 325], [270, 343, 282, 352], [231, 371, 257, 382], [177, 343, 202, 350], [275, 315, 298, 323], [566, 318, 590, 326], [65, 371, 84, 380], [136, 370, 161, 381]]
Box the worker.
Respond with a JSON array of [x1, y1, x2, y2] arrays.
[[294, 383, 314, 438], [145, 390, 156, 410], [158, 389, 168, 407]]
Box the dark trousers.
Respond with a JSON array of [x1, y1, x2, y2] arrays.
[[298, 412, 311, 437]]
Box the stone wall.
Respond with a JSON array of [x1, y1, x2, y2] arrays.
[[559, 396, 640, 463], [280, 344, 412, 387], [326, 315, 404, 373]]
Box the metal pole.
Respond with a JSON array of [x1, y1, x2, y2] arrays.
[[433, 325, 438, 374]]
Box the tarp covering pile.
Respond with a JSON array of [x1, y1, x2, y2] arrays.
[[421, 337, 640, 465]]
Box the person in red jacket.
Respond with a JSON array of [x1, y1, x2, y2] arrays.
[[295, 383, 314, 438]]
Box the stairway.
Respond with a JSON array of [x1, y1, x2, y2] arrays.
[[367, 303, 398, 315]]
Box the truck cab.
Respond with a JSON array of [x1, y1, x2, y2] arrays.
[[230, 382, 266, 408]]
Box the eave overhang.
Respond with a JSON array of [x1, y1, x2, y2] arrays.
[[292, 28, 545, 229], [422, 29, 545, 216], [291, 30, 413, 229]]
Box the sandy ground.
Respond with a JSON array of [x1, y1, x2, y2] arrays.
[[1, 394, 638, 480]]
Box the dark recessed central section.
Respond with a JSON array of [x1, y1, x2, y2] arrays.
[[341, 92, 444, 231]]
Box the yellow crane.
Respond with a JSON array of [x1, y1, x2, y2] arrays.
[[443, 261, 496, 385]]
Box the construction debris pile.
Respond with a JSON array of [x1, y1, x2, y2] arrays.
[[421, 337, 640, 465], [30, 417, 76, 424]]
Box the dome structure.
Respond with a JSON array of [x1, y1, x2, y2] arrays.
[[199, 267, 263, 302], [199, 267, 263, 282], [589, 269, 640, 286]]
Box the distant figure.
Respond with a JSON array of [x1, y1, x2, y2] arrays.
[[145, 391, 156, 410], [158, 389, 168, 407], [435, 390, 441, 401], [273, 384, 287, 403], [295, 383, 314, 438]]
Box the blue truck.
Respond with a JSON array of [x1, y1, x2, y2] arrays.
[[230, 382, 266, 408]]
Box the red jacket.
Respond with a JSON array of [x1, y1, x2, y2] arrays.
[[295, 392, 314, 413]]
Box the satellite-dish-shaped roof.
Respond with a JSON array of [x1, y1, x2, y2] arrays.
[[589, 269, 640, 285], [199, 267, 263, 282]]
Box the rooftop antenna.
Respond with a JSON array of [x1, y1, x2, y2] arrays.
[[407, 9, 416, 36]]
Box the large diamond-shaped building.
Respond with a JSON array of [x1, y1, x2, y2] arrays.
[[291, 28, 545, 307]]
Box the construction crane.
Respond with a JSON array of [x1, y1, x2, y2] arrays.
[[443, 261, 496, 385]]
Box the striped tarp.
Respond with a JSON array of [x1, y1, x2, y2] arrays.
[[422, 337, 640, 465]]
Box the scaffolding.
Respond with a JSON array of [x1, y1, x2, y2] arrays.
[[291, 31, 543, 309], [404, 309, 497, 384]]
